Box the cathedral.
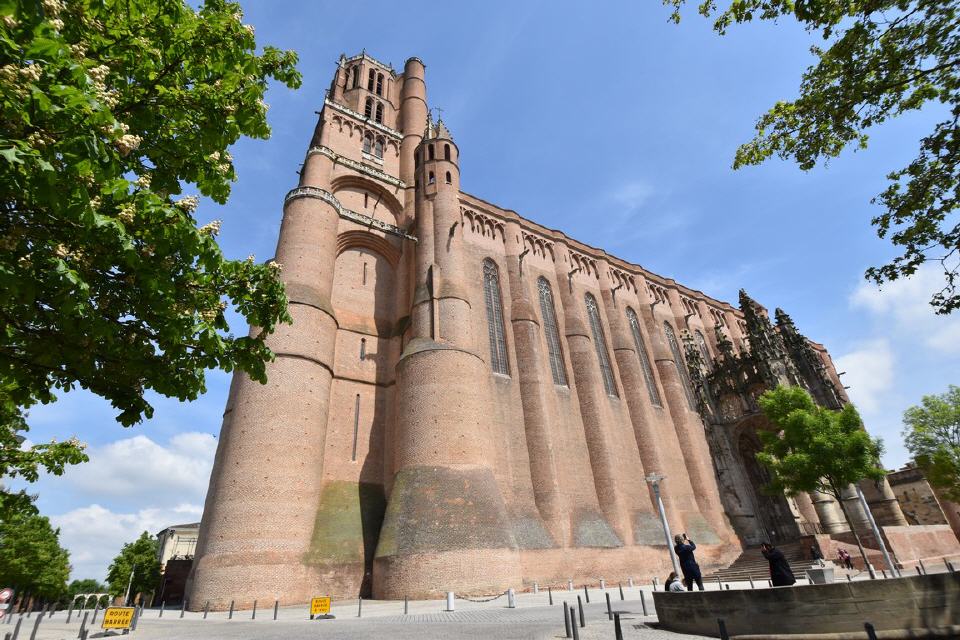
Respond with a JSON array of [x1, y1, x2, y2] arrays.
[[185, 52, 910, 607]]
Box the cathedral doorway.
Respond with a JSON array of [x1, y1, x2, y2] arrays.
[[736, 431, 799, 542]]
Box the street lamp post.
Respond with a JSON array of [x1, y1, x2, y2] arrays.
[[855, 485, 900, 577], [646, 472, 681, 576]]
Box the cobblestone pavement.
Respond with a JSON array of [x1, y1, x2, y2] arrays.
[[4, 583, 721, 640]]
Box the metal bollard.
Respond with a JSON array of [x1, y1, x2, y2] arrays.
[[158, 601, 164, 618], [847, 574, 852, 583], [180, 599, 186, 618], [445, 592, 454, 612], [273, 600, 278, 621], [576, 595, 585, 627], [748, 576, 755, 589], [605, 592, 612, 621], [583, 584, 589, 603], [533, 582, 539, 594], [570, 607, 580, 640], [130, 606, 139, 632], [945, 559, 954, 572], [357, 597, 362, 618], [203, 601, 209, 619], [228, 600, 234, 620], [66, 601, 74, 624], [716, 576, 722, 590], [640, 591, 648, 616], [881, 569, 887, 578], [568, 579, 573, 592], [618, 582, 624, 600], [725, 584, 730, 590], [27, 613, 42, 640], [627, 577, 634, 588], [548, 586, 553, 605], [718, 618, 730, 640], [919, 559, 926, 575], [916, 566, 922, 576], [767, 579, 772, 587], [599, 578, 605, 591], [91, 604, 99, 625], [404, 596, 408, 615], [47, 604, 54, 619], [251, 600, 257, 620], [614, 612, 624, 640], [563, 602, 571, 638], [507, 588, 516, 609], [11, 618, 22, 640], [865, 622, 878, 640]]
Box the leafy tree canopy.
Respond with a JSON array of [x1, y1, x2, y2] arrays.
[[67, 577, 106, 597], [0, 0, 300, 510], [756, 385, 886, 499], [903, 384, 960, 501], [0, 510, 70, 599], [105, 531, 160, 599], [664, 0, 960, 314]]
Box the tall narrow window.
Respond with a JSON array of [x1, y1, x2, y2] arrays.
[[374, 136, 384, 158], [586, 293, 618, 397], [375, 102, 383, 123], [376, 73, 384, 95], [352, 66, 360, 88], [538, 277, 568, 387], [362, 132, 372, 154], [483, 259, 509, 375], [444, 143, 451, 160], [445, 171, 452, 184], [428, 171, 435, 184], [664, 321, 697, 411], [428, 144, 435, 160], [627, 307, 662, 407], [360, 337, 366, 359], [351, 393, 361, 461], [695, 330, 712, 372], [367, 68, 375, 91], [364, 97, 373, 119]]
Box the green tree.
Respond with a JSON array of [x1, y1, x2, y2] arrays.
[[105, 531, 160, 602], [0, 510, 70, 599], [0, 0, 300, 504], [61, 577, 106, 606], [903, 384, 960, 502], [756, 385, 886, 570], [664, 0, 960, 314]]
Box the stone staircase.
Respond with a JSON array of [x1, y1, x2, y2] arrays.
[[705, 542, 817, 582]]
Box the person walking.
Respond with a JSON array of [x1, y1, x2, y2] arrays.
[[810, 544, 824, 567], [664, 571, 686, 592], [838, 548, 854, 570], [761, 542, 796, 587], [674, 533, 703, 591]]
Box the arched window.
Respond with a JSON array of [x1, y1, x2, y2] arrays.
[[586, 293, 618, 397], [376, 73, 384, 95], [374, 137, 384, 158], [695, 330, 712, 372], [367, 68, 375, 91], [428, 144, 435, 160], [444, 144, 451, 160], [364, 97, 373, 119], [352, 66, 360, 89], [664, 322, 696, 411], [375, 102, 383, 124], [483, 259, 509, 375], [428, 171, 435, 184], [445, 171, 452, 184], [362, 132, 373, 154], [626, 307, 662, 407], [538, 277, 567, 386]]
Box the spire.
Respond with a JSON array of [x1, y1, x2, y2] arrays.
[[422, 114, 453, 141], [434, 119, 452, 140], [739, 290, 799, 389], [775, 307, 843, 409], [423, 112, 435, 139]]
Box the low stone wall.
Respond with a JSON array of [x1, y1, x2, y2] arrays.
[[653, 573, 959, 638], [883, 524, 960, 570]]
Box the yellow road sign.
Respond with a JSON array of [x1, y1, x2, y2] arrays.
[[310, 596, 331, 615], [102, 606, 135, 629]]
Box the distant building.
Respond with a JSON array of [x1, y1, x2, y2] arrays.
[[888, 464, 960, 538], [156, 523, 199, 605]]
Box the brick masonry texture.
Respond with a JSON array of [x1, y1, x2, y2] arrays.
[[184, 51, 912, 609]]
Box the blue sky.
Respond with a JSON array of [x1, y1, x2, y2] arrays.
[[19, 0, 959, 581]]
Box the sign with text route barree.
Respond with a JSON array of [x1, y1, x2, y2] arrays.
[[310, 596, 331, 616], [102, 607, 135, 629]]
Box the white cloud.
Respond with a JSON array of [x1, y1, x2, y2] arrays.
[[834, 339, 895, 413], [62, 432, 217, 508], [851, 264, 960, 355], [52, 503, 203, 582]]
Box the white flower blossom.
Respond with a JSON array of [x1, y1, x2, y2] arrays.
[[243, 23, 254, 36], [208, 151, 221, 162], [49, 17, 64, 31], [135, 174, 151, 189], [3, 15, 18, 28], [267, 260, 283, 273], [19, 64, 41, 82], [54, 243, 69, 258], [89, 197, 101, 210], [118, 203, 135, 224], [177, 195, 201, 214], [42, 0, 64, 16], [198, 219, 222, 236], [115, 134, 141, 156]]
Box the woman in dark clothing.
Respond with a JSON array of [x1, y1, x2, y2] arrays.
[[674, 533, 704, 591], [761, 542, 796, 587]]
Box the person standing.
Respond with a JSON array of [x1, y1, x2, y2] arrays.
[[810, 544, 825, 567], [761, 542, 796, 587], [674, 533, 703, 591]]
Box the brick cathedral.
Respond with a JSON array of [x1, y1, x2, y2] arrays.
[[185, 53, 912, 607]]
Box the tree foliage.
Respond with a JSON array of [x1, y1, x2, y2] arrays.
[[0, 0, 300, 507], [903, 384, 960, 501], [0, 510, 70, 599], [665, 0, 960, 314], [755, 385, 886, 500], [105, 531, 160, 599]]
